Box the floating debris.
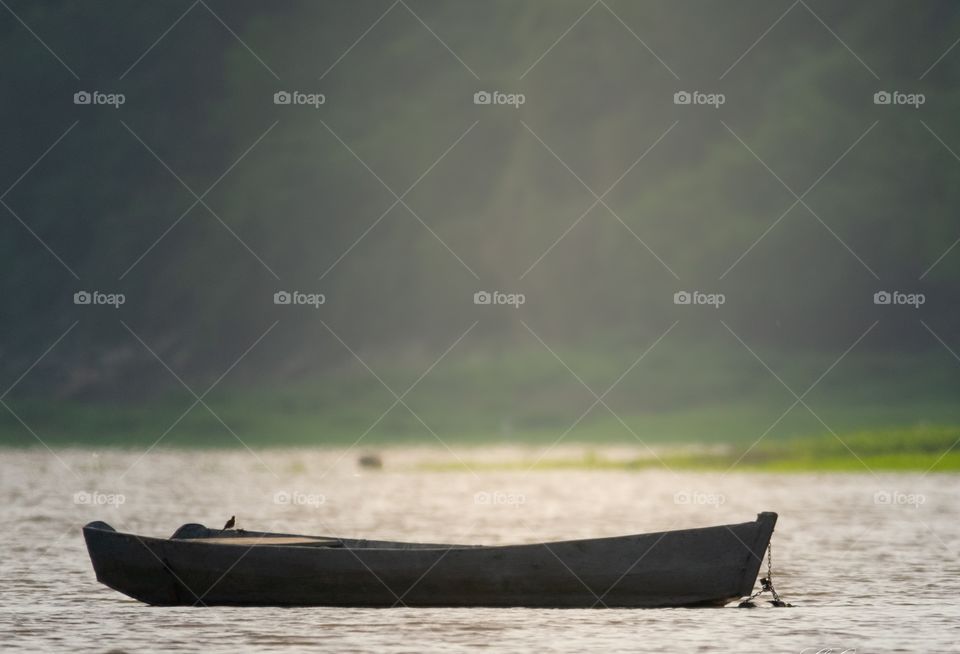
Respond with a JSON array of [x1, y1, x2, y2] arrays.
[[357, 453, 383, 469]]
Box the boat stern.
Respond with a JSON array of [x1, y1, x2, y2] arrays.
[[83, 521, 186, 606]]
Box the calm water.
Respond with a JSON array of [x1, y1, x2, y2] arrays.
[[1, 448, 958, 653]]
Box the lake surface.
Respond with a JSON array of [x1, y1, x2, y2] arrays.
[[1, 447, 958, 653]]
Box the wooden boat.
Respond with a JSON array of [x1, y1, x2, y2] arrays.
[[82, 512, 777, 608]]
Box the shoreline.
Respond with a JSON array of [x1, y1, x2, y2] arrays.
[[2, 433, 958, 472]]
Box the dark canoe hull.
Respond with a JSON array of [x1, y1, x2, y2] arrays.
[[82, 512, 777, 608]]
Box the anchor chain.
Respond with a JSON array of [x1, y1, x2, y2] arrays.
[[738, 542, 793, 608]]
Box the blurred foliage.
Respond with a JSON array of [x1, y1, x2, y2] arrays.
[[419, 425, 960, 472], [2, 345, 959, 446], [1, 1, 959, 438]]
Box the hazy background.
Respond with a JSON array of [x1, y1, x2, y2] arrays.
[[3, 0, 960, 458]]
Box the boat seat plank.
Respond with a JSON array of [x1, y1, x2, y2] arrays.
[[189, 536, 341, 546]]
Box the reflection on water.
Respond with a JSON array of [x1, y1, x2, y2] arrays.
[[1, 448, 958, 653]]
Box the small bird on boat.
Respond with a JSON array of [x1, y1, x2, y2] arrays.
[[222, 516, 235, 530]]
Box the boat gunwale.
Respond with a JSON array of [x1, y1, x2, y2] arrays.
[[82, 513, 775, 553]]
